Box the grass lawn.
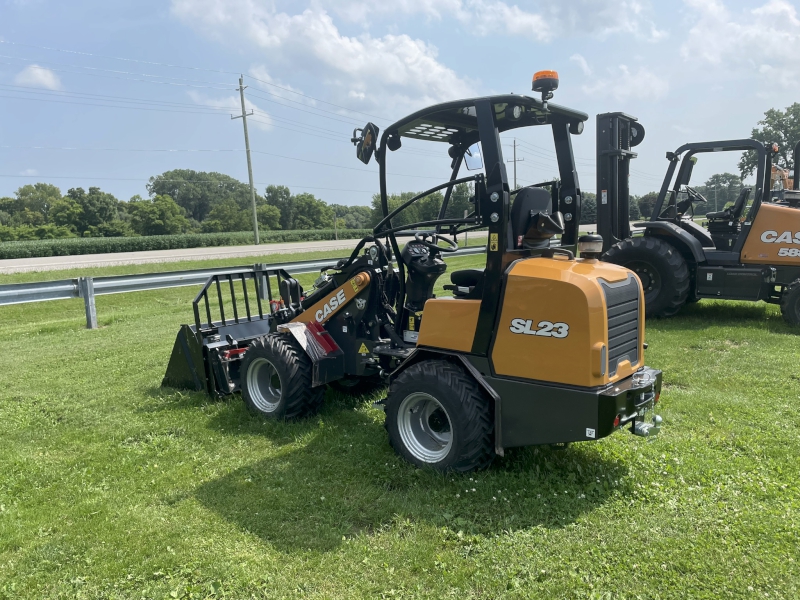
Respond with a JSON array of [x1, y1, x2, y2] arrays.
[[0, 251, 798, 599]]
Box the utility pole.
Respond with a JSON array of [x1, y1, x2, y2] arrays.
[[232, 75, 259, 245], [715, 182, 718, 213], [506, 139, 524, 189]]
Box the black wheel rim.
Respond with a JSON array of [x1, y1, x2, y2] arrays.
[[628, 261, 661, 302]]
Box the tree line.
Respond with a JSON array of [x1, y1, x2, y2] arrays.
[[0, 170, 364, 242], [0, 167, 479, 242]]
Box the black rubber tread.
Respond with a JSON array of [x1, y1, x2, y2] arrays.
[[780, 279, 800, 326], [384, 360, 494, 473], [240, 333, 325, 419], [604, 236, 690, 318], [328, 376, 383, 396]]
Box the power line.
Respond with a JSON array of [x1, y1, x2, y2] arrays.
[[0, 60, 233, 90], [0, 39, 389, 122], [0, 54, 234, 87]]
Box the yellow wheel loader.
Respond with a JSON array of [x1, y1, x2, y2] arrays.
[[164, 72, 663, 472]]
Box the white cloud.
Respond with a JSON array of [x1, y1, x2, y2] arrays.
[[582, 64, 669, 101], [247, 65, 316, 106], [187, 90, 273, 131], [325, 0, 666, 42], [19, 168, 37, 176], [681, 0, 800, 87], [171, 0, 667, 117], [13, 65, 62, 90], [570, 54, 592, 76], [172, 1, 474, 115]]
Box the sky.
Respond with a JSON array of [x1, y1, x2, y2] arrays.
[[1, 0, 799, 207]]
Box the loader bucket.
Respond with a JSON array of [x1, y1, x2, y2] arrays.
[[162, 324, 208, 393]]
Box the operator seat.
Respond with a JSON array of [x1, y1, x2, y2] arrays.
[[447, 187, 557, 299], [509, 187, 554, 249], [706, 188, 750, 221], [705, 188, 750, 250]]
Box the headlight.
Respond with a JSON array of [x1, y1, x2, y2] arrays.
[[578, 234, 603, 257]]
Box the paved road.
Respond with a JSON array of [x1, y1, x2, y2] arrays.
[[0, 239, 365, 274], [0, 233, 489, 274]]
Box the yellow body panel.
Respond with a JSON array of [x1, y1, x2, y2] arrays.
[[291, 272, 371, 324], [741, 203, 800, 265], [492, 257, 644, 388], [416, 298, 481, 352]]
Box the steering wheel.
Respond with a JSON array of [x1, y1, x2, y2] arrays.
[[414, 231, 459, 253], [685, 186, 709, 204]]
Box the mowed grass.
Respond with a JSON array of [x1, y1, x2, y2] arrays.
[[0, 252, 799, 599]]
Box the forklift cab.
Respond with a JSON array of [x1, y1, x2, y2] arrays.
[[647, 139, 772, 261]]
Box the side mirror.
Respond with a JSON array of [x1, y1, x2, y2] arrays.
[[464, 143, 483, 171], [352, 122, 379, 164]]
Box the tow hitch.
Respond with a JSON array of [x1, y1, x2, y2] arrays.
[[631, 390, 662, 437]]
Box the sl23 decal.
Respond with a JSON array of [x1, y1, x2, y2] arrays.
[[509, 318, 569, 338]]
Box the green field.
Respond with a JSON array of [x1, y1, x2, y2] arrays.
[[1, 251, 798, 599]]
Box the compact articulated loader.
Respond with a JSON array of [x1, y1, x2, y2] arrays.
[[164, 73, 663, 472], [599, 115, 800, 325]]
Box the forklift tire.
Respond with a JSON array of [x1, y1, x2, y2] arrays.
[[240, 333, 325, 419], [385, 360, 493, 472], [780, 280, 800, 326], [604, 236, 690, 318]]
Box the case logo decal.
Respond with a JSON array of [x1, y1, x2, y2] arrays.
[[315, 289, 347, 322], [760, 230, 800, 244], [509, 318, 569, 338]]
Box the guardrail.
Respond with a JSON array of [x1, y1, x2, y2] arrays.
[[0, 245, 487, 329]]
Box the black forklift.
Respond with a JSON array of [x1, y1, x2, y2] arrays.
[[598, 114, 800, 325]]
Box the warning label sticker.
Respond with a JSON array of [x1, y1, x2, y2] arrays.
[[358, 343, 369, 354], [490, 233, 499, 251]]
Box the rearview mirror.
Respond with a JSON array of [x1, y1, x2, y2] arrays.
[[464, 143, 483, 171], [352, 122, 380, 164]]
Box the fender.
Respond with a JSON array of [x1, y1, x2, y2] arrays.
[[635, 221, 706, 263], [389, 347, 504, 456]]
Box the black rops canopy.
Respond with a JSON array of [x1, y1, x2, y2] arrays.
[[384, 94, 589, 148]]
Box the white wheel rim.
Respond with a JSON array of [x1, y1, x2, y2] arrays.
[[397, 392, 453, 463], [247, 358, 282, 413]]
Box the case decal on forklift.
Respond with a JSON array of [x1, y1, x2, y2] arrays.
[[509, 318, 570, 338], [760, 230, 800, 244]]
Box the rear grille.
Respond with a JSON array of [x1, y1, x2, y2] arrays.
[[601, 275, 640, 376]]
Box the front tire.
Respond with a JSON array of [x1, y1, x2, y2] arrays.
[[604, 236, 690, 318], [780, 280, 800, 325], [385, 360, 493, 472], [240, 334, 324, 419]]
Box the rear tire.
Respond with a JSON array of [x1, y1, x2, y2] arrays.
[[604, 236, 690, 318], [240, 334, 324, 419], [385, 360, 494, 472], [780, 280, 800, 326]]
